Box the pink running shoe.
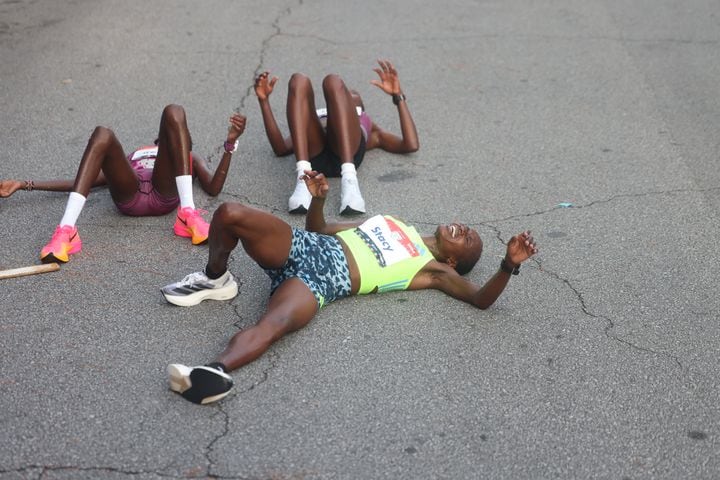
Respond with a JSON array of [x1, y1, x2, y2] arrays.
[[173, 207, 209, 245], [40, 225, 82, 263]]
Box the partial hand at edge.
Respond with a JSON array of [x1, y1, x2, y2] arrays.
[[0, 180, 23, 198]]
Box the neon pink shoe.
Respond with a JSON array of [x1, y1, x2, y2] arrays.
[[40, 225, 82, 263], [173, 207, 209, 245]]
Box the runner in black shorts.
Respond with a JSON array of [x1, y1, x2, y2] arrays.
[[254, 59, 419, 215]]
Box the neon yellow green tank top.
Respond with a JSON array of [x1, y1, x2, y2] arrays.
[[336, 215, 434, 295]]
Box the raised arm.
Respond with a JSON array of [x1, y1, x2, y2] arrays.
[[193, 113, 246, 196], [366, 59, 419, 154], [255, 72, 293, 157], [411, 231, 538, 309], [0, 175, 106, 198], [304, 170, 364, 235]]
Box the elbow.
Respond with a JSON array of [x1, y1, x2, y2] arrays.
[[475, 299, 494, 310], [405, 140, 419, 153]]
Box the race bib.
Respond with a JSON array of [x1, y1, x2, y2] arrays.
[[357, 215, 420, 267], [130, 146, 158, 170]]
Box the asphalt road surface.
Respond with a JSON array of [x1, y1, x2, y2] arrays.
[[1, 1, 718, 479]]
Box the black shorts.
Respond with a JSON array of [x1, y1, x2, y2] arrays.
[[309, 134, 366, 178]]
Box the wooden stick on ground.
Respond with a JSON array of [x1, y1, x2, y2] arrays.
[[0, 263, 60, 280]]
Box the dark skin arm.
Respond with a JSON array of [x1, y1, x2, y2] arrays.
[[192, 113, 246, 196], [303, 170, 364, 234], [409, 231, 539, 309], [2, 114, 246, 199], [254, 72, 293, 157], [0, 175, 107, 197], [366, 59, 419, 153]]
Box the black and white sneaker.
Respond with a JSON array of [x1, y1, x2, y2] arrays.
[[161, 270, 238, 307], [167, 364, 234, 405]]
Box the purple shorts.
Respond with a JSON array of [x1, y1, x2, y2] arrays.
[[115, 168, 179, 216]]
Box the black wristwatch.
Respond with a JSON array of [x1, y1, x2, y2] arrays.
[[392, 93, 406, 105], [500, 258, 520, 275]]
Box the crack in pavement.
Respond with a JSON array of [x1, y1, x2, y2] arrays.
[[203, 2, 299, 168], [407, 188, 698, 370], [203, 402, 232, 479], [483, 184, 720, 225], [407, 184, 719, 229], [189, 3, 302, 477]]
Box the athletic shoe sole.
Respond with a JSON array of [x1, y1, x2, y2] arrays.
[[173, 224, 208, 245], [288, 205, 308, 214], [340, 206, 366, 216], [167, 364, 234, 405], [40, 242, 82, 263], [161, 280, 238, 307]]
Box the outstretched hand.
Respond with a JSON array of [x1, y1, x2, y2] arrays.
[[505, 231, 539, 266], [301, 170, 329, 199], [0, 180, 23, 198], [370, 59, 402, 96], [254, 71, 278, 101], [227, 113, 247, 142]]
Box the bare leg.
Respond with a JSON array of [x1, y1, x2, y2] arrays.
[[74, 127, 137, 203], [216, 278, 318, 371], [321, 75, 367, 214], [40, 127, 137, 262], [286, 73, 326, 160], [204, 202, 319, 371], [165, 202, 321, 403], [323, 74, 362, 162], [150, 104, 193, 197], [166, 277, 318, 404], [206, 202, 294, 275]]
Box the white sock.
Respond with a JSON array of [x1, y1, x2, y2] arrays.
[[295, 160, 312, 179], [175, 175, 194, 209], [341, 162, 357, 178], [59, 192, 87, 227]]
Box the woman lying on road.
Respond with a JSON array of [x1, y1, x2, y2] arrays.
[[160, 171, 539, 405], [0, 105, 246, 263], [255, 59, 419, 215]]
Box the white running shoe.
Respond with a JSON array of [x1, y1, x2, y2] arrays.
[[288, 179, 312, 214], [161, 270, 238, 307], [167, 364, 234, 404], [340, 175, 366, 215]]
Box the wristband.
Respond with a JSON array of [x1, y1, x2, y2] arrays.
[[224, 139, 239, 154], [500, 258, 520, 275], [25, 180, 34, 191], [392, 93, 406, 106]]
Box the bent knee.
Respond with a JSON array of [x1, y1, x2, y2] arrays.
[[322, 73, 344, 92], [161, 104, 187, 125], [212, 202, 250, 226], [89, 126, 118, 147], [288, 73, 311, 91]]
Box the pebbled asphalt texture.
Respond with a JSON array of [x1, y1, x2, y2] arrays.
[[0, 1, 718, 479]]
